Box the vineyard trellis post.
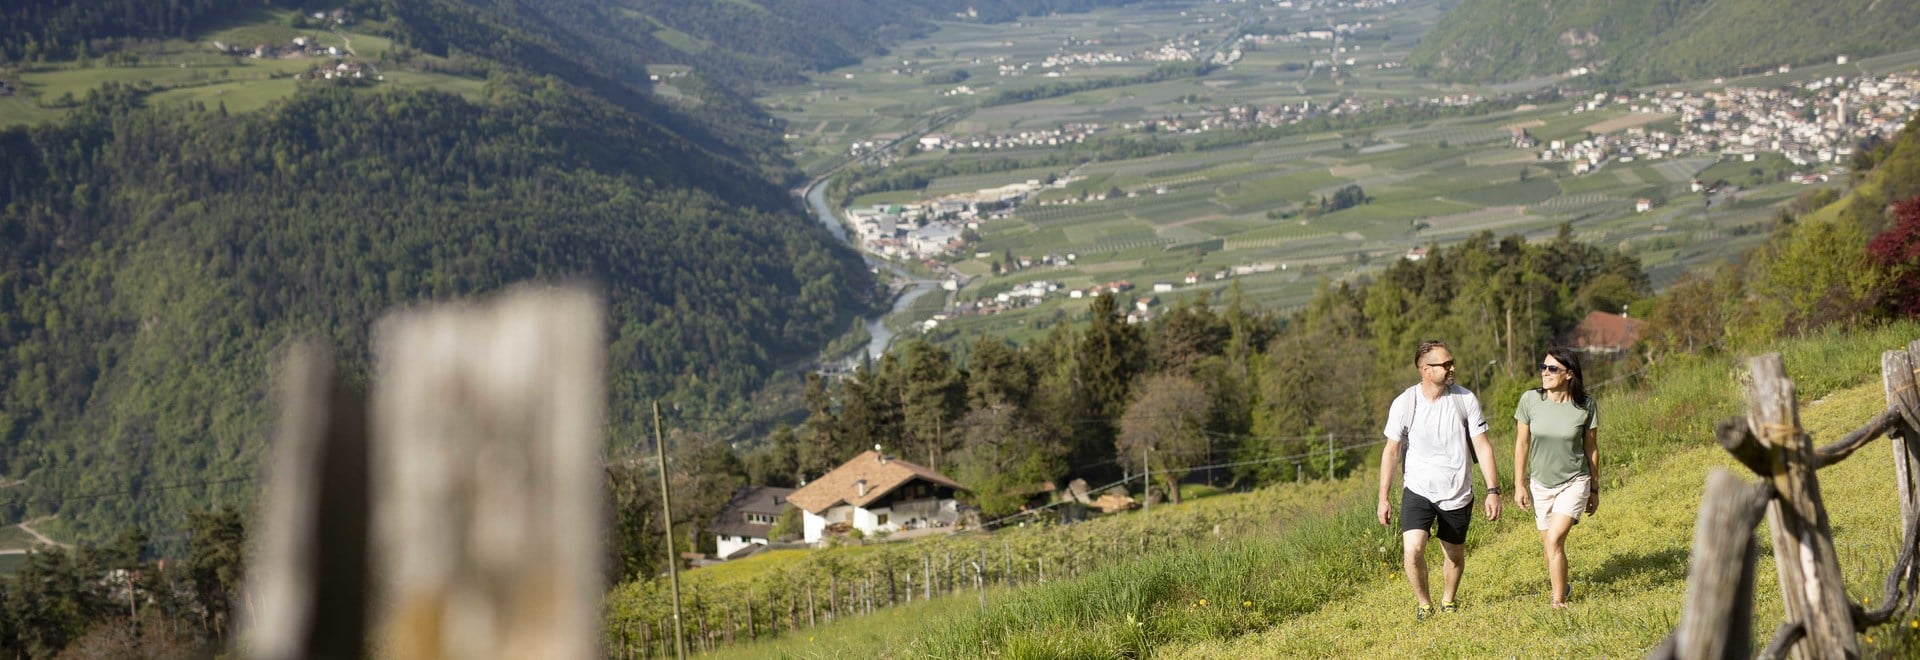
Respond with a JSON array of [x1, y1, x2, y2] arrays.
[[1656, 344, 1920, 659]]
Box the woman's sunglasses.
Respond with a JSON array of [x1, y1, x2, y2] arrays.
[[1538, 363, 1566, 374]]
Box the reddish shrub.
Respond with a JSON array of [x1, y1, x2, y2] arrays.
[[1867, 196, 1920, 318]]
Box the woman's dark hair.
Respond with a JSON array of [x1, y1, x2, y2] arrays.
[[1538, 347, 1590, 407], [1413, 339, 1449, 367]]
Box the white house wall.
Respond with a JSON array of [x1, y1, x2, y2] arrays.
[[803, 505, 857, 545], [853, 506, 888, 535], [716, 534, 769, 559], [802, 510, 827, 544]]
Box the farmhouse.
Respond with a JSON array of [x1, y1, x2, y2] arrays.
[[787, 449, 967, 544], [708, 485, 796, 561], [1566, 310, 1645, 355]]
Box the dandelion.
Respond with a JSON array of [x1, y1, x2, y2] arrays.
[[1910, 619, 1918, 629], [1199, 598, 1208, 606], [1244, 600, 1253, 607]]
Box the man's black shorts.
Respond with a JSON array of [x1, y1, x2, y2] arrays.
[[1401, 487, 1472, 545]]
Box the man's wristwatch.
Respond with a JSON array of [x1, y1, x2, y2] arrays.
[[1486, 486, 1502, 495]]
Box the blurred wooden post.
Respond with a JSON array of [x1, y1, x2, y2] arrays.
[[244, 345, 370, 660], [1746, 353, 1855, 659], [1672, 470, 1771, 659], [370, 286, 606, 660]]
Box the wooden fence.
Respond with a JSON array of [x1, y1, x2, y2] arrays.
[[1650, 342, 1920, 659]]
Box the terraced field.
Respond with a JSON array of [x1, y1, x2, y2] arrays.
[[760, 0, 1857, 346]]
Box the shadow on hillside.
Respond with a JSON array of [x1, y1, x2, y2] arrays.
[[1586, 547, 1689, 587]]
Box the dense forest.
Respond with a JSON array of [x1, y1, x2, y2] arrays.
[[1408, 0, 1920, 85], [0, 78, 875, 544]]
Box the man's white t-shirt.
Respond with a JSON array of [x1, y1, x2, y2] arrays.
[[1382, 384, 1488, 510]]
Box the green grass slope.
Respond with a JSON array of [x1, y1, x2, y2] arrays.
[[1410, 0, 1920, 84], [749, 321, 1920, 657]]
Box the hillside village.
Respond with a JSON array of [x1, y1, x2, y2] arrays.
[[1535, 71, 1920, 173], [208, 9, 383, 84], [846, 69, 1920, 280]]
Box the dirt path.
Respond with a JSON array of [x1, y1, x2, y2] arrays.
[[16, 516, 71, 550]]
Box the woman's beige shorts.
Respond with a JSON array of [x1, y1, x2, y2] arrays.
[[1530, 475, 1591, 530]]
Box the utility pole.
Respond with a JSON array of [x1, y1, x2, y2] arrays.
[[1143, 446, 1151, 513], [654, 401, 686, 660]]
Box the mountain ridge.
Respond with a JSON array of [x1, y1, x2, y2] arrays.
[[1409, 0, 1920, 85]]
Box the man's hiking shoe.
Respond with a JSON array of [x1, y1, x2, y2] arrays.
[[1415, 604, 1434, 621], [1440, 601, 1457, 614]]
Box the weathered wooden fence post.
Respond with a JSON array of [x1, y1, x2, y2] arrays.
[[247, 286, 606, 659], [374, 287, 605, 659], [1886, 342, 1920, 558], [244, 345, 369, 660], [1670, 470, 1773, 658], [1746, 354, 1856, 659]]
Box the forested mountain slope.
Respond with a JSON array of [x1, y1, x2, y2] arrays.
[[1409, 0, 1920, 84], [0, 0, 1165, 546], [0, 77, 878, 542]]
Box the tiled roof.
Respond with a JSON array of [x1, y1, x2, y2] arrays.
[[1568, 311, 1645, 351], [786, 450, 966, 515], [708, 486, 795, 538]]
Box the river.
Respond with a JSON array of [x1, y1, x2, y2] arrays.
[[804, 181, 940, 366]]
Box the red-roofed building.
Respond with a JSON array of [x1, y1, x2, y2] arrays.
[[787, 449, 967, 544], [1566, 311, 1645, 355]]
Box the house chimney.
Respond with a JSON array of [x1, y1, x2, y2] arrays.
[[875, 444, 887, 464], [855, 479, 867, 497]]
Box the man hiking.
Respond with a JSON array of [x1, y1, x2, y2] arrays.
[[1377, 339, 1502, 620]]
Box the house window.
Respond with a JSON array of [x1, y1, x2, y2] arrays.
[[877, 513, 889, 526], [746, 513, 774, 524]]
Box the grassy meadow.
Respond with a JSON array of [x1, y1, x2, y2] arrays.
[[715, 321, 1920, 658], [0, 9, 483, 128]]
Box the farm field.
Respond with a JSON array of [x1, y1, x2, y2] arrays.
[[0, 10, 482, 128], [766, 0, 1893, 350]]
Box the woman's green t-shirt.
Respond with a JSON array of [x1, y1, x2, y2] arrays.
[[1514, 389, 1597, 488]]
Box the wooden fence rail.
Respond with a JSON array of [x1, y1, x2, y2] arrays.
[[1651, 340, 1920, 660]]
